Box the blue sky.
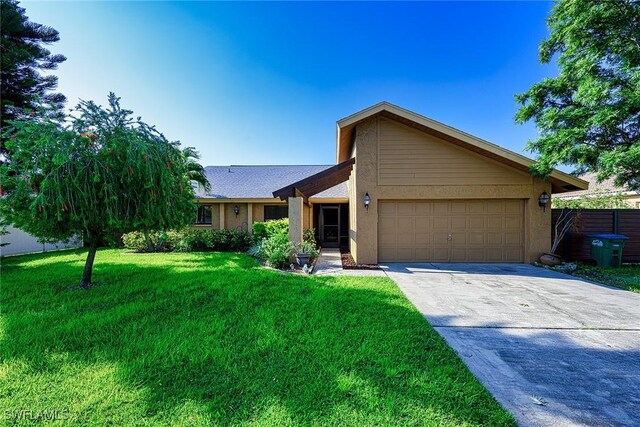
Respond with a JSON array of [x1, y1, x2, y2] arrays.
[[25, 1, 556, 167]]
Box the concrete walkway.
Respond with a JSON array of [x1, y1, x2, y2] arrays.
[[313, 248, 386, 276], [384, 263, 640, 427]]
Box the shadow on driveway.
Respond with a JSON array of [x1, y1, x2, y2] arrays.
[[384, 263, 640, 427]]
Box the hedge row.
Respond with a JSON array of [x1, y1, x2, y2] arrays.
[[122, 229, 254, 253]]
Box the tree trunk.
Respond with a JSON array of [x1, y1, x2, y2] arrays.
[[143, 230, 155, 252], [80, 241, 98, 289]]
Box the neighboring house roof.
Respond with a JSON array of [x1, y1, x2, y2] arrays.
[[554, 172, 639, 199], [336, 101, 588, 194], [197, 165, 348, 199]]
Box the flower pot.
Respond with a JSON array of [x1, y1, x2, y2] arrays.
[[295, 253, 310, 267], [540, 253, 562, 266]]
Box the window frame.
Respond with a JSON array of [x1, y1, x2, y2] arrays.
[[195, 204, 213, 225], [264, 205, 288, 221]]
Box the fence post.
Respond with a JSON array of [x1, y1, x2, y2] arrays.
[[613, 210, 620, 234]]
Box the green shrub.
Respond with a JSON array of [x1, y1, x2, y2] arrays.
[[253, 218, 289, 239], [213, 229, 255, 252], [123, 228, 254, 253], [261, 233, 294, 269], [252, 222, 269, 240], [173, 229, 210, 252], [122, 231, 147, 252], [265, 218, 289, 237], [303, 228, 317, 246]]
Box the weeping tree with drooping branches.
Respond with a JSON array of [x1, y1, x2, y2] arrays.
[[0, 93, 209, 288]]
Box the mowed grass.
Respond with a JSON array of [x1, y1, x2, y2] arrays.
[[573, 263, 640, 293], [0, 249, 514, 426]]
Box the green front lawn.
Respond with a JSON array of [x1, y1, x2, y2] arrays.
[[0, 250, 513, 426], [572, 263, 640, 293]]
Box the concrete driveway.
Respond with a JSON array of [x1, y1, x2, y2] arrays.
[[383, 263, 640, 427]]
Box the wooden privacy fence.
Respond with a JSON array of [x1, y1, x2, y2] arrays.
[[551, 209, 640, 263]]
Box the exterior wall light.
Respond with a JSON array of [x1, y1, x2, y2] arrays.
[[364, 192, 371, 211], [233, 205, 240, 217], [538, 192, 551, 211]]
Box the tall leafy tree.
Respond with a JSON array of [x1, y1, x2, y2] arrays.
[[516, 0, 640, 189], [0, 0, 66, 131], [0, 93, 208, 288]]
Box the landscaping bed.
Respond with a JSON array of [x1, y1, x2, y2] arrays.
[[1, 249, 513, 426], [340, 246, 380, 270]]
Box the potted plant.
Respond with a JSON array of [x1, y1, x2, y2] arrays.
[[294, 241, 318, 267], [540, 209, 576, 266]]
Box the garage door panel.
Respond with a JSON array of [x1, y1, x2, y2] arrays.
[[379, 202, 397, 215], [415, 232, 431, 247], [505, 248, 523, 262], [379, 217, 396, 233], [378, 200, 524, 263], [469, 232, 484, 245], [450, 248, 467, 261], [397, 232, 414, 247], [469, 217, 485, 229], [486, 217, 503, 229], [433, 216, 448, 229], [379, 247, 397, 261], [451, 233, 467, 245], [450, 217, 467, 230], [505, 232, 522, 245], [505, 215, 522, 229], [505, 200, 523, 213], [433, 202, 449, 215], [450, 201, 467, 213], [432, 247, 449, 261], [487, 232, 503, 245], [414, 248, 431, 260], [433, 232, 449, 244], [415, 202, 433, 215], [487, 202, 504, 213], [485, 248, 504, 262], [397, 202, 414, 215], [397, 217, 414, 233], [467, 248, 485, 261], [415, 217, 432, 231], [396, 248, 414, 260]]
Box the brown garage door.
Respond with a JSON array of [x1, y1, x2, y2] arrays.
[[378, 200, 524, 262]]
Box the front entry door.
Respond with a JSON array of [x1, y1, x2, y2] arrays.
[[320, 206, 340, 247]]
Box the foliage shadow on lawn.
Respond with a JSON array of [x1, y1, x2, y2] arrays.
[[1, 250, 514, 426]]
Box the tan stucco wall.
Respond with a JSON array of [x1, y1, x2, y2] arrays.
[[349, 116, 552, 264], [197, 201, 307, 232], [348, 144, 358, 261], [303, 203, 311, 230], [252, 204, 265, 223], [224, 203, 249, 231]]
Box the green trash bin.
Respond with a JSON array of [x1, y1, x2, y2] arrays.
[[587, 233, 629, 268]]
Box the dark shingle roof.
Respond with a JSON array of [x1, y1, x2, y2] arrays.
[[197, 165, 349, 199]]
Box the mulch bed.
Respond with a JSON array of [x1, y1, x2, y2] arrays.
[[340, 246, 380, 270]]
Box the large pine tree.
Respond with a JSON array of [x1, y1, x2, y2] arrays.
[[1, 0, 66, 131]]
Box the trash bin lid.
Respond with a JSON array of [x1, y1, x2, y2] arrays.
[[587, 233, 629, 240]]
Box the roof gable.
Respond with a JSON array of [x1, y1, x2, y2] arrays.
[[337, 102, 588, 193]]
